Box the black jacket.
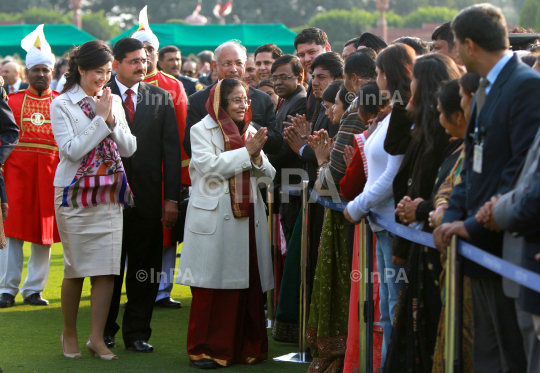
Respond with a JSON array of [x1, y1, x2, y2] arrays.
[[107, 80, 182, 219], [442, 54, 540, 278], [183, 81, 282, 157], [0, 87, 19, 203]]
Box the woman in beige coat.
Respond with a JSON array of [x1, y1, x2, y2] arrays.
[[51, 41, 136, 361], [178, 78, 275, 369]]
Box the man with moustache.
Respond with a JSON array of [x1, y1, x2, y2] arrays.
[[0, 25, 60, 308], [294, 28, 331, 121], [244, 53, 259, 88], [254, 44, 283, 82], [104, 37, 181, 353], [183, 40, 282, 158], [158, 45, 204, 96], [131, 7, 188, 310]]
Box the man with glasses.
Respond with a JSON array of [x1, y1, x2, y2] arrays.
[[183, 40, 282, 158], [104, 37, 181, 354], [132, 12, 188, 311], [182, 60, 199, 80]]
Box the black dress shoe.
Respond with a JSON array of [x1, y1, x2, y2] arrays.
[[23, 293, 49, 306], [190, 359, 221, 369], [0, 293, 14, 308], [125, 340, 154, 353], [155, 297, 182, 309], [104, 335, 116, 348]]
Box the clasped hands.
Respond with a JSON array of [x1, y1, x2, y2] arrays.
[[395, 196, 424, 224], [309, 130, 333, 166], [246, 128, 267, 166], [283, 114, 312, 154], [475, 194, 502, 231], [95, 87, 115, 126]]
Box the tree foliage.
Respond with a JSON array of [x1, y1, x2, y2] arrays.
[[301, 8, 377, 48], [403, 6, 458, 27], [81, 10, 120, 41], [519, 0, 538, 29]]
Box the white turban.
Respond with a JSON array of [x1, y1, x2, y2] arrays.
[[131, 6, 160, 49], [21, 24, 55, 70]]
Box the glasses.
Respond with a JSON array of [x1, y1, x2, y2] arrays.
[[125, 58, 149, 67], [216, 61, 245, 68], [228, 97, 252, 106], [269, 74, 297, 83]]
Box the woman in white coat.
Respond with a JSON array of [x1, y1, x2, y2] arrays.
[[51, 41, 136, 360], [178, 78, 275, 369]]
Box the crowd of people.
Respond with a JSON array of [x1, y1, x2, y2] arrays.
[[0, 3, 539, 373]]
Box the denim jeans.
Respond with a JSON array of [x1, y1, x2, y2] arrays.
[[375, 230, 405, 368]]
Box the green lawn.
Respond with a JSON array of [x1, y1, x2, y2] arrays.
[[0, 243, 307, 373]]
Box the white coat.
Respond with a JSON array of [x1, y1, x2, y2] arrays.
[[50, 84, 137, 187], [177, 114, 275, 292]]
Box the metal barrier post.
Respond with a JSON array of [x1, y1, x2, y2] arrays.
[[274, 172, 313, 363], [358, 220, 368, 370], [267, 189, 274, 329], [445, 237, 458, 373], [365, 222, 374, 373]]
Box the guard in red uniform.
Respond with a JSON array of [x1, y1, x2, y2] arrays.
[[132, 7, 188, 309], [0, 25, 60, 307]]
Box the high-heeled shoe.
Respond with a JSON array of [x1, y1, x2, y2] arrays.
[[60, 334, 82, 358], [86, 339, 118, 360]]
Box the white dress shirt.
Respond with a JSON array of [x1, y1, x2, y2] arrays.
[[115, 77, 139, 112], [8, 78, 22, 93]]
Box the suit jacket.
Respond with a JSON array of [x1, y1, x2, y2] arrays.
[[442, 54, 540, 278], [183, 81, 282, 157], [177, 115, 275, 292], [0, 87, 19, 203], [107, 80, 182, 219], [493, 126, 540, 312], [268, 85, 307, 191]]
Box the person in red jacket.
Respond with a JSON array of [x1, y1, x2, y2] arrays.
[[132, 7, 188, 309], [0, 25, 60, 308]]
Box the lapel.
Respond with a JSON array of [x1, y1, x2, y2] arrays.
[[203, 115, 225, 151], [131, 82, 151, 130], [477, 54, 518, 127], [108, 79, 133, 127]]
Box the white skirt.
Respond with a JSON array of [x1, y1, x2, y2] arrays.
[[54, 187, 123, 278]]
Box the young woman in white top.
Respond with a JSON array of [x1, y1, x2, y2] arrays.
[[343, 43, 417, 368]]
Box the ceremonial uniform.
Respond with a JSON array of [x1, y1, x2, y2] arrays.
[[144, 70, 188, 304], [0, 86, 60, 300]]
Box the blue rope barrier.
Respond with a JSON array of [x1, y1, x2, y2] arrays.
[[279, 185, 540, 293]]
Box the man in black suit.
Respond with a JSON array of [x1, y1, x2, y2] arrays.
[[434, 4, 540, 372], [183, 40, 282, 158], [104, 38, 181, 353], [266, 55, 306, 243], [0, 77, 19, 373], [0, 79, 20, 233]]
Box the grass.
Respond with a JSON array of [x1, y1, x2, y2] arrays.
[[0, 243, 307, 373]]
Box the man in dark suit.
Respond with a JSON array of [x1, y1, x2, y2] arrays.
[[0, 77, 19, 373], [1, 62, 28, 94], [183, 40, 282, 158], [104, 38, 181, 353], [434, 4, 540, 371], [0, 79, 19, 234], [476, 123, 540, 373], [266, 55, 306, 243]]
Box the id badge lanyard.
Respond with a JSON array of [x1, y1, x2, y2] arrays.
[[473, 115, 483, 174]]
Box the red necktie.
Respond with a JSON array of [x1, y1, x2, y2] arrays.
[[124, 88, 135, 123], [277, 99, 284, 111]]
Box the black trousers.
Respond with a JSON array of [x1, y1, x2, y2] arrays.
[[470, 277, 527, 373], [104, 209, 163, 345]]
